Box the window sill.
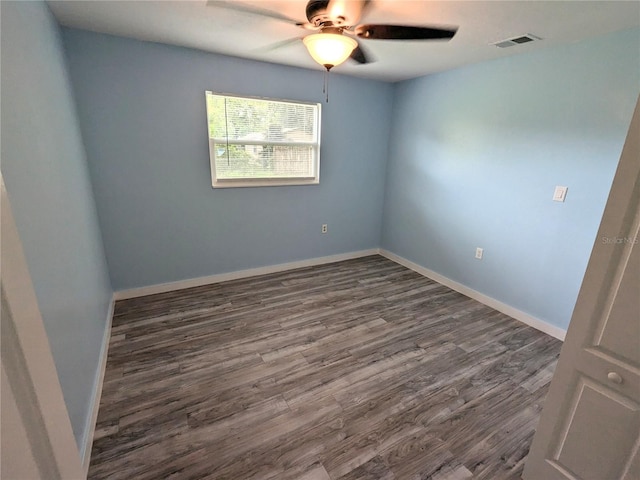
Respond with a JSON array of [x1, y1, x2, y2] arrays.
[[212, 177, 320, 188]]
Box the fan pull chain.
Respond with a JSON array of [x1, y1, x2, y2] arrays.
[[322, 69, 326, 100], [323, 69, 330, 103], [326, 71, 330, 103]]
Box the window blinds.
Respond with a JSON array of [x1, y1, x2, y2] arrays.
[[206, 92, 321, 184]]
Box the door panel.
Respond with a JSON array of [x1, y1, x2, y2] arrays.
[[597, 240, 640, 364], [550, 377, 639, 480], [524, 97, 640, 480]]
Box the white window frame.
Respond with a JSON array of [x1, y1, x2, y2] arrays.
[[205, 92, 322, 188]]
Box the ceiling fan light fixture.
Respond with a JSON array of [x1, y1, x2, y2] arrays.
[[303, 33, 357, 70]]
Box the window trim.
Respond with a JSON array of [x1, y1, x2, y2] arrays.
[[205, 92, 322, 189]]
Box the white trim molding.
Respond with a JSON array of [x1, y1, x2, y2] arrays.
[[1, 175, 84, 479], [379, 249, 567, 341], [81, 296, 115, 477], [114, 249, 379, 300]]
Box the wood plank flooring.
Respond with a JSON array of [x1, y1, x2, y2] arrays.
[[89, 255, 561, 480]]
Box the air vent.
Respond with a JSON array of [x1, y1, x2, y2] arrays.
[[492, 34, 541, 48]]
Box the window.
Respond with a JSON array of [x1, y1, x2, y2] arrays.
[[205, 92, 321, 188]]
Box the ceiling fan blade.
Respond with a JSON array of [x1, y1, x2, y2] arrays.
[[355, 24, 457, 40], [209, 1, 305, 27], [349, 43, 372, 64], [257, 37, 302, 53]]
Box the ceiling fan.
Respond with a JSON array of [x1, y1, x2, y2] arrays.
[[210, 0, 458, 71]]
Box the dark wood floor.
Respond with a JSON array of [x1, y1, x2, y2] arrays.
[[89, 255, 561, 480]]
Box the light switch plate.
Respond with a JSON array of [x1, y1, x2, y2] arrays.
[[553, 186, 568, 202]]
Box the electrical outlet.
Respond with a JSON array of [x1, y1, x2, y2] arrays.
[[321, 224, 328, 234], [475, 247, 484, 260]]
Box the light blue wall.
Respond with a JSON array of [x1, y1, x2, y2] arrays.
[[1, 2, 113, 448], [382, 28, 640, 330], [61, 29, 393, 291]]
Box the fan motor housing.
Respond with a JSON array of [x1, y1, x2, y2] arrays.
[[306, 0, 349, 27]]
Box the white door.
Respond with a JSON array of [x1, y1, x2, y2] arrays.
[[523, 98, 640, 480], [0, 176, 84, 479]]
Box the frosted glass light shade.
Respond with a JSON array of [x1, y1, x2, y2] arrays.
[[303, 33, 358, 69]]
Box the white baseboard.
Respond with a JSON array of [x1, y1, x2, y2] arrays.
[[114, 249, 380, 300], [113, 248, 566, 340], [80, 295, 115, 477], [379, 249, 566, 341]]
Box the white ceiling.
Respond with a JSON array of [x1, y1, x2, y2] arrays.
[[48, 0, 640, 82]]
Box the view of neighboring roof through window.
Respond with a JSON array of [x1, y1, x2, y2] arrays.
[[206, 92, 321, 188]]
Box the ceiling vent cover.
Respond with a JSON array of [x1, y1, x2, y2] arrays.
[[493, 34, 541, 48]]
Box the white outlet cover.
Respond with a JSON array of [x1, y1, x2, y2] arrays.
[[475, 247, 484, 259], [553, 186, 568, 202]]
